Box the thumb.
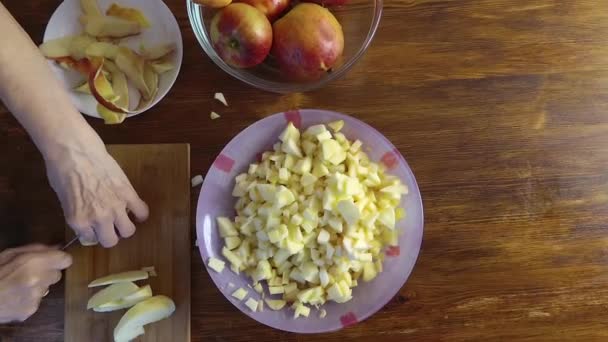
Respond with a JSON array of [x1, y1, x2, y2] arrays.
[[37, 250, 73, 270]]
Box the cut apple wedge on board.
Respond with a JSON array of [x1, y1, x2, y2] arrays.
[[87, 281, 139, 309], [113, 295, 176, 342], [89, 270, 149, 287], [140, 43, 176, 60], [107, 3, 151, 28], [81, 14, 142, 38], [115, 326, 144, 342], [94, 285, 153, 312]]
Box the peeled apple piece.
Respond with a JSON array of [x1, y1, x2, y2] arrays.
[[113, 295, 176, 342], [39, 36, 76, 58], [93, 285, 153, 312], [86, 41, 120, 60], [89, 270, 149, 287], [80, 0, 102, 16], [115, 326, 144, 342], [140, 43, 176, 60], [87, 281, 139, 309], [106, 3, 151, 28], [81, 14, 142, 38]]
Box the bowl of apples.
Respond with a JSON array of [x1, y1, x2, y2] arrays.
[[187, 0, 382, 93]]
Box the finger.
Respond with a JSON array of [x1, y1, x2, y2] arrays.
[[31, 250, 73, 270], [126, 195, 149, 222], [115, 210, 136, 239], [77, 227, 98, 246], [41, 270, 62, 287], [0, 244, 51, 265], [94, 220, 119, 248]]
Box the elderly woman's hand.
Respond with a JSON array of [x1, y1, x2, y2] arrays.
[[45, 145, 149, 247]]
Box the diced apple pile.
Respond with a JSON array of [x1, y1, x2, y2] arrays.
[[86, 268, 176, 342], [38, 0, 176, 124], [208, 120, 408, 318]]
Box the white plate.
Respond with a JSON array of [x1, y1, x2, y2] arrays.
[[42, 0, 183, 119]]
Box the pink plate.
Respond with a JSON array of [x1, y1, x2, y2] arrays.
[[196, 109, 423, 333]]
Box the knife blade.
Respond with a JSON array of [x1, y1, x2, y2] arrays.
[[61, 236, 79, 250]]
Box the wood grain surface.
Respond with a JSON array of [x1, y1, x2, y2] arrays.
[[1, 0, 608, 341], [64, 145, 191, 342]]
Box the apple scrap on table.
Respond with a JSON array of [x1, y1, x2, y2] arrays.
[[38, 0, 177, 124], [86, 267, 176, 342], [207, 120, 408, 319]]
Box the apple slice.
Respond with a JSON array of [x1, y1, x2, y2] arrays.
[[98, 104, 127, 124], [106, 3, 151, 28], [73, 81, 91, 94], [115, 326, 144, 342], [94, 285, 153, 312], [115, 47, 150, 100], [39, 36, 76, 58], [68, 35, 96, 60], [87, 281, 139, 309], [81, 14, 142, 38], [86, 41, 120, 60], [113, 296, 176, 342], [80, 0, 102, 16], [149, 56, 175, 74], [89, 270, 149, 287], [139, 43, 176, 60]]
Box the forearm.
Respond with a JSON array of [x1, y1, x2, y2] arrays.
[[0, 3, 104, 162]]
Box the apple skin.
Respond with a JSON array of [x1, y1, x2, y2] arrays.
[[210, 3, 273, 68], [303, 0, 348, 6], [237, 0, 290, 21], [272, 3, 344, 81]]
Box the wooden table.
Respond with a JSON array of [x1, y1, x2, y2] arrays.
[[2, 0, 608, 340]]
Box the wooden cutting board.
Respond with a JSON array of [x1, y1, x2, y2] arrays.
[[64, 144, 190, 342]]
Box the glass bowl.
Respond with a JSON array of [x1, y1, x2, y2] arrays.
[[187, 0, 383, 93]]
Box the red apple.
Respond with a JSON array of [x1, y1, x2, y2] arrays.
[[304, 0, 348, 6], [210, 3, 273, 68], [272, 3, 344, 81], [237, 0, 290, 21]]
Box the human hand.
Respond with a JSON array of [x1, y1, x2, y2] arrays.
[[0, 244, 72, 323], [45, 145, 149, 248]]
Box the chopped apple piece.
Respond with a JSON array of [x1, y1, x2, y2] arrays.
[[319, 308, 327, 318], [93, 285, 153, 312], [245, 298, 258, 312], [210, 111, 221, 120], [87, 281, 139, 309], [328, 120, 344, 132], [207, 257, 226, 273], [294, 302, 311, 318], [81, 15, 142, 38], [113, 296, 176, 342], [106, 3, 151, 28], [217, 217, 238, 237], [231, 288, 248, 301], [265, 299, 286, 311], [214, 92, 228, 106], [140, 43, 176, 60], [89, 270, 149, 287]]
